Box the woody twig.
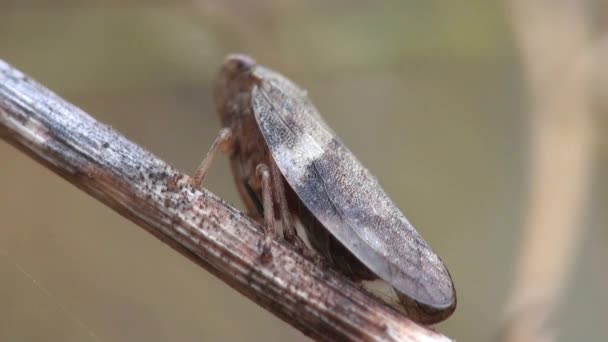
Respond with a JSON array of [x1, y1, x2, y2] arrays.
[[504, 1, 597, 341], [0, 59, 450, 342]]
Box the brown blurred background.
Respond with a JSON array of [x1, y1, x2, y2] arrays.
[[0, 1, 607, 341]]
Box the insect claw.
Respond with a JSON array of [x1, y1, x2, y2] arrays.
[[258, 236, 273, 264], [302, 245, 324, 265], [283, 227, 297, 244]]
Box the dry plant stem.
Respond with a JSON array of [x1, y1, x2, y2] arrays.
[[0, 59, 450, 342], [505, 1, 595, 341]]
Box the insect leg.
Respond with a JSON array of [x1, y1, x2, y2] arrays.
[[268, 159, 313, 253], [256, 163, 276, 263], [269, 160, 324, 263], [191, 127, 233, 189], [269, 159, 295, 244]]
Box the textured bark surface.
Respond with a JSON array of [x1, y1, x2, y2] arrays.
[[0, 59, 451, 342]]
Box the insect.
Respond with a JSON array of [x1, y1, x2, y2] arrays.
[[191, 54, 456, 324]]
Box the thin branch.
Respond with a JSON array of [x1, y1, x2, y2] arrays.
[[0, 59, 450, 342], [503, 1, 596, 341]]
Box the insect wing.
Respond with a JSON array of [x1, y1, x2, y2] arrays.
[[250, 66, 455, 309]]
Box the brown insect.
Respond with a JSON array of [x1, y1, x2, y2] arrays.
[[191, 54, 456, 324]]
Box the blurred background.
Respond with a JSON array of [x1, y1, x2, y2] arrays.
[[0, 1, 606, 341]]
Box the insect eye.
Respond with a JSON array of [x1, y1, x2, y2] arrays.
[[224, 54, 255, 74]]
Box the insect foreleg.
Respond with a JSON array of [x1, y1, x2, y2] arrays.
[[191, 127, 233, 189], [256, 163, 277, 263]]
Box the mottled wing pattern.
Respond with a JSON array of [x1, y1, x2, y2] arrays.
[[250, 66, 454, 308]]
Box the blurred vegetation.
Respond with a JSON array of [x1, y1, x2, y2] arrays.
[[0, 1, 606, 341]]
